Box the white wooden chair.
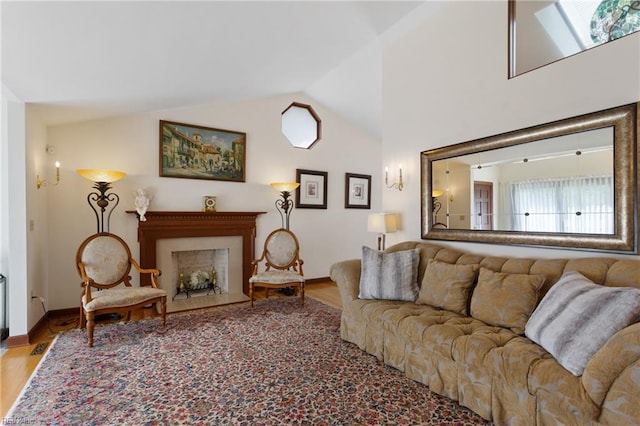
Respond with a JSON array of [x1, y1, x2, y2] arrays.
[[76, 233, 167, 347]]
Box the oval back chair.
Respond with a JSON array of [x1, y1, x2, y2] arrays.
[[76, 232, 167, 347], [249, 228, 305, 307]]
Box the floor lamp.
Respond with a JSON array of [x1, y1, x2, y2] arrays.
[[77, 169, 127, 233], [270, 182, 300, 230]]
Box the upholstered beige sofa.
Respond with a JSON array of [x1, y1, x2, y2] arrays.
[[329, 241, 640, 425]]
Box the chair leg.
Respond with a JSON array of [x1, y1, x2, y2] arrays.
[[249, 283, 254, 308], [79, 306, 86, 329], [86, 312, 95, 347], [160, 296, 167, 327], [300, 282, 305, 306]]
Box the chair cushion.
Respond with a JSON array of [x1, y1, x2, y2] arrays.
[[525, 271, 640, 376], [81, 235, 130, 284], [83, 287, 166, 312], [249, 270, 304, 284], [358, 246, 420, 301], [265, 230, 298, 268]]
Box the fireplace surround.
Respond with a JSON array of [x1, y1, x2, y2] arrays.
[[128, 211, 265, 298]]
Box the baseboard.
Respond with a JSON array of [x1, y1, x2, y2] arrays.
[[6, 333, 29, 348], [6, 307, 79, 348], [305, 276, 331, 285]]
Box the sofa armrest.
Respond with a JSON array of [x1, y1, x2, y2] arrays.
[[581, 322, 640, 408], [329, 259, 361, 308]]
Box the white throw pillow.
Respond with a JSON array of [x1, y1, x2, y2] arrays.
[[358, 246, 420, 301], [525, 270, 640, 376]]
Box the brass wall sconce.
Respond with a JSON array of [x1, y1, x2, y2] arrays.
[[77, 169, 126, 233], [385, 165, 403, 191], [270, 182, 300, 230], [36, 161, 61, 189]]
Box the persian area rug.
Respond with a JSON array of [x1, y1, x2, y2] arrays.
[[8, 298, 489, 425]]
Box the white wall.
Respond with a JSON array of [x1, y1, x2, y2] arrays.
[[382, 0, 640, 259], [45, 93, 381, 310], [26, 107, 51, 327], [2, 87, 29, 336]]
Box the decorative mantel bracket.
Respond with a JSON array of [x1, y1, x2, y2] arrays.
[[127, 211, 265, 295]]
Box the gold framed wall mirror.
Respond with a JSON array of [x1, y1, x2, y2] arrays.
[[509, 0, 640, 77], [421, 102, 639, 253]]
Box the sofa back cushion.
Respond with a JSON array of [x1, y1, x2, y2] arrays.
[[416, 259, 478, 315], [358, 246, 420, 301], [525, 271, 640, 376], [470, 267, 546, 334]]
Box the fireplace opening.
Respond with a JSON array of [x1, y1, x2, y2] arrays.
[[156, 235, 247, 312], [171, 249, 229, 300]]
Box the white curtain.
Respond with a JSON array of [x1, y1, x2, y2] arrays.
[[508, 175, 614, 234]]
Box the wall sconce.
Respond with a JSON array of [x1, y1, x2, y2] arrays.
[[36, 161, 61, 189], [385, 165, 403, 191], [367, 213, 398, 251], [77, 169, 126, 233], [270, 182, 300, 230]]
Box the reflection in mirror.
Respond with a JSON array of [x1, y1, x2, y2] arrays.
[[509, 0, 640, 77], [432, 127, 613, 234], [421, 103, 639, 253]]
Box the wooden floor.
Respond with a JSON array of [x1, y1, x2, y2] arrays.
[[0, 281, 341, 418]]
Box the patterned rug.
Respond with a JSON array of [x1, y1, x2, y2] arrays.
[[8, 298, 489, 425]]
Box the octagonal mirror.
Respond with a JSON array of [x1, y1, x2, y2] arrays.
[[281, 102, 322, 149]]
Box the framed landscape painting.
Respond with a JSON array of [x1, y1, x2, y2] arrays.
[[160, 120, 246, 182], [345, 173, 371, 209], [296, 169, 328, 209]]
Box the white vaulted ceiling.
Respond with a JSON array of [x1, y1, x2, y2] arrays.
[[1, 1, 430, 136]]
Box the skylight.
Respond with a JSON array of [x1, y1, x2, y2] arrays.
[[536, 0, 640, 55]]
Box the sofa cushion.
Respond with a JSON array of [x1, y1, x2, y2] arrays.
[[416, 259, 478, 315], [525, 271, 640, 376], [358, 246, 420, 301], [470, 267, 545, 334]]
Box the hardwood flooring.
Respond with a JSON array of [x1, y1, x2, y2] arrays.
[[0, 281, 341, 418]]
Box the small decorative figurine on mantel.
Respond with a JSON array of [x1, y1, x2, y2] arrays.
[[134, 188, 152, 221]]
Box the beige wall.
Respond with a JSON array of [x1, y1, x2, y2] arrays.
[[381, 0, 640, 259], [43, 93, 381, 310]]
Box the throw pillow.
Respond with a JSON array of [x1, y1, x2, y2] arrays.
[[470, 267, 545, 334], [525, 271, 640, 376], [416, 259, 479, 315], [358, 246, 420, 301]]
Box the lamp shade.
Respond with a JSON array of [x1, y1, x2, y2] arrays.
[[367, 213, 398, 233], [270, 182, 300, 192], [77, 169, 126, 183]]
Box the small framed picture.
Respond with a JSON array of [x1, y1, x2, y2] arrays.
[[296, 169, 328, 209], [202, 196, 217, 212], [345, 173, 371, 209]]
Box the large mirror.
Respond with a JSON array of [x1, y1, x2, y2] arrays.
[[510, 0, 640, 77], [421, 103, 639, 253]]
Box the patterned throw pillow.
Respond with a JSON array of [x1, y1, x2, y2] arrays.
[[416, 259, 479, 315], [470, 267, 546, 334], [358, 246, 420, 301], [525, 271, 640, 376]]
